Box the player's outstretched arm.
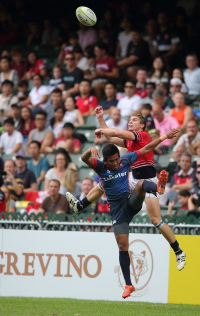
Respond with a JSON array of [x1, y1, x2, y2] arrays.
[[140, 128, 180, 156], [81, 147, 100, 168]]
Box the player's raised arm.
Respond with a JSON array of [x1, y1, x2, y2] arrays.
[[140, 128, 181, 156], [81, 147, 100, 168]]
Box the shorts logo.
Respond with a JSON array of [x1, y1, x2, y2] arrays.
[[112, 220, 117, 224], [115, 240, 154, 297]]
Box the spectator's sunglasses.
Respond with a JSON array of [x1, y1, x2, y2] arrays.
[[125, 85, 134, 89], [170, 84, 180, 88], [65, 57, 74, 61]]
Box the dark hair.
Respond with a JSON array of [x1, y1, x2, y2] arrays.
[[73, 45, 83, 54], [142, 103, 152, 111], [80, 79, 91, 86], [149, 57, 166, 78], [51, 87, 62, 95], [50, 106, 65, 128], [2, 80, 13, 88], [49, 179, 61, 187], [124, 80, 136, 87], [95, 42, 109, 54], [69, 32, 78, 39], [180, 152, 192, 161], [30, 140, 41, 149], [178, 190, 190, 198], [63, 122, 74, 130], [18, 80, 28, 88], [146, 82, 156, 89], [33, 73, 43, 82], [26, 51, 38, 69], [1, 56, 10, 63], [54, 150, 71, 168], [4, 118, 14, 125], [84, 45, 95, 58], [35, 110, 47, 119], [18, 106, 34, 133], [137, 67, 147, 73], [102, 143, 120, 161], [53, 64, 62, 71], [105, 81, 117, 89], [11, 103, 21, 109], [186, 53, 198, 61], [54, 105, 65, 113]]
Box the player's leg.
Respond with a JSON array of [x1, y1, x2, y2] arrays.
[[66, 185, 104, 213], [113, 222, 135, 299], [145, 196, 186, 271]]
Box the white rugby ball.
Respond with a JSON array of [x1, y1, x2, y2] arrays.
[[76, 6, 97, 26]]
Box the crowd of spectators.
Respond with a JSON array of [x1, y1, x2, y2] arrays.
[[0, 0, 200, 220]]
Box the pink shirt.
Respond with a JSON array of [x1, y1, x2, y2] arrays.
[[78, 29, 98, 49], [154, 115, 179, 146]]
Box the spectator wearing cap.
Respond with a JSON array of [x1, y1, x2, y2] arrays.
[[11, 103, 21, 129], [117, 81, 142, 117], [73, 45, 89, 74], [38, 179, 70, 214], [45, 122, 81, 154], [0, 118, 23, 154], [152, 104, 180, 148], [15, 153, 38, 192], [184, 54, 200, 96], [4, 160, 24, 201], [0, 57, 19, 89], [75, 80, 98, 117], [165, 78, 191, 110], [28, 141, 49, 184], [27, 110, 54, 154], [172, 68, 187, 94], [0, 80, 18, 126]]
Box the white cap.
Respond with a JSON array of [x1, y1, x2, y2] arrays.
[[170, 78, 182, 85]]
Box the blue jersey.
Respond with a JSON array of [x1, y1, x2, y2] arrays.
[[91, 151, 140, 219]]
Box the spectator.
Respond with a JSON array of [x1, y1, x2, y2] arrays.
[[49, 88, 63, 118], [88, 42, 119, 100], [47, 122, 81, 154], [172, 68, 188, 94], [0, 80, 18, 125], [58, 32, 79, 65], [38, 179, 70, 214], [73, 45, 89, 74], [117, 81, 142, 116], [117, 26, 151, 80], [77, 23, 98, 50], [153, 12, 179, 69], [189, 165, 200, 213], [170, 152, 195, 193], [193, 142, 200, 167], [115, 17, 132, 58], [1, 185, 16, 213], [152, 89, 165, 110], [44, 151, 70, 191], [76, 80, 98, 116], [184, 54, 200, 96], [166, 145, 186, 183], [84, 45, 96, 74], [60, 165, 81, 197], [0, 118, 23, 154], [11, 103, 21, 129], [17, 80, 28, 101], [141, 82, 156, 105], [15, 153, 38, 192], [169, 92, 193, 132], [93, 193, 110, 215], [18, 107, 36, 141], [143, 19, 157, 55], [99, 82, 118, 115], [28, 141, 49, 184], [4, 160, 24, 201], [10, 48, 25, 79], [26, 22, 41, 46], [173, 120, 200, 155], [27, 111, 54, 154], [165, 78, 191, 110], [42, 19, 60, 46], [48, 65, 62, 93], [64, 96, 84, 126], [168, 190, 190, 217], [152, 104, 180, 148], [25, 51, 47, 81], [60, 52, 83, 100], [50, 106, 65, 139], [148, 57, 169, 85], [20, 74, 50, 118], [78, 178, 96, 213], [141, 104, 155, 131], [0, 57, 19, 90], [135, 68, 148, 98]]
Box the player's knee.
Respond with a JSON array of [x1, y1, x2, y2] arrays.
[[150, 216, 162, 227], [117, 239, 128, 251]]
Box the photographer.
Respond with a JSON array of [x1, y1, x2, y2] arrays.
[[189, 165, 200, 213]]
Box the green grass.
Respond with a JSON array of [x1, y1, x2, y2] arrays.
[[0, 297, 199, 316]]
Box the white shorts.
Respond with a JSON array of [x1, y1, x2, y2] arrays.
[[129, 172, 158, 199]]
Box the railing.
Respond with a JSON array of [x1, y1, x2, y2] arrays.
[[0, 220, 42, 230], [172, 224, 200, 235]]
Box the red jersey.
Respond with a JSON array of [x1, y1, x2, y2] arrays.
[[29, 59, 46, 77], [54, 137, 81, 152], [124, 131, 156, 179], [135, 89, 148, 98], [170, 168, 195, 187], [76, 95, 98, 115], [95, 56, 117, 73]]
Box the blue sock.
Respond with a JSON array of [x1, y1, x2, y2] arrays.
[[142, 180, 157, 193], [119, 251, 132, 286], [77, 197, 91, 210]]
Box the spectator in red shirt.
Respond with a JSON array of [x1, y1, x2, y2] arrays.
[[11, 48, 25, 79], [135, 68, 148, 98], [76, 79, 98, 116], [25, 51, 47, 81], [88, 42, 119, 100]]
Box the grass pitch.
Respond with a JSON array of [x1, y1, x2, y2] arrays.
[[0, 297, 199, 316]]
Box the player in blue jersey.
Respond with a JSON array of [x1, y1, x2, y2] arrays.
[[67, 128, 180, 299]]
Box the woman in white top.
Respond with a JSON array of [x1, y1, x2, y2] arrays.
[[63, 96, 84, 127], [60, 164, 81, 198], [44, 151, 70, 191], [50, 106, 65, 139], [0, 57, 19, 89]]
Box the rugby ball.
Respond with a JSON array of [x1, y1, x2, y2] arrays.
[[76, 7, 97, 26]]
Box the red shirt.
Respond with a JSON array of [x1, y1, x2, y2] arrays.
[[18, 120, 36, 136], [135, 89, 148, 98], [95, 56, 117, 73], [76, 95, 98, 115], [54, 137, 81, 152], [29, 59, 46, 77], [11, 61, 25, 79]]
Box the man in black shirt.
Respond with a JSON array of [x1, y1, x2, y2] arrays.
[[117, 26, 151, 80], [60, 52, 83, 100], [15, 153, 38, 192]]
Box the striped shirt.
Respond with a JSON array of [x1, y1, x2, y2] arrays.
[[4, 178, 24, 201]]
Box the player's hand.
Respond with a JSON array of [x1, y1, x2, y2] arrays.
[[94, 128, 102, 139], [90, 147, 100, 158], [166, 128, 180, 139], [95, 106, 104, 118]]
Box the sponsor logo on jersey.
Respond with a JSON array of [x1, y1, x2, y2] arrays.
[[102, 172, 127, 182]]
